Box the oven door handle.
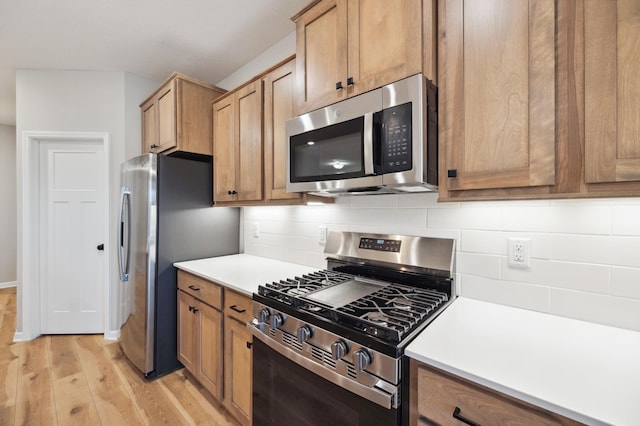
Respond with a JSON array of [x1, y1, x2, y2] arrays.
[[248, 322, 398, 410]]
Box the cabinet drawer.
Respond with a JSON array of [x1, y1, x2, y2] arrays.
[[225, 290, 252, 323], [177, 270, 222, 310], [415, 364, 580, 426]]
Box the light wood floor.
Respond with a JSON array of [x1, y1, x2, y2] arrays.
[[0, 287, 241, 426]]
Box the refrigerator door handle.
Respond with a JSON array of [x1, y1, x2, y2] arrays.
[[118, 187, 131, 282]]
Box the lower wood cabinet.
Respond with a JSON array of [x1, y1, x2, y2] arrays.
[[410, 360, 582, 426], [177, 288, 223, 401], [177, 271, 252, 425], [223, 290, 253, 426]]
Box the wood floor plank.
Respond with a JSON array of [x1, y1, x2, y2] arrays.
[[0, 341, 20, 426], [2, 291, 240, 426], [14, 336, 58, 426], [48, 335, 102, 425], [73, 335, 144, 425], [160, 370, 240, 426], [105, 342, 191, 425]]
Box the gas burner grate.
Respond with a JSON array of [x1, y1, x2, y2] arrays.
[[336, 284, 449, 342], [258, 270, 354, 307]]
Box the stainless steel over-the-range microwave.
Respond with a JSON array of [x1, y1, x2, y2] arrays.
[[285, 73, 438, 196]]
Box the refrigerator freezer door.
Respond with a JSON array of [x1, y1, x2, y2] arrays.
[[119, 153, 157, 375]]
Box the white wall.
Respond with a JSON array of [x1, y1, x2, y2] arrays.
[[0, 124, 17, 287], [15, 70, 158, 337], [216, 32, 296, 90], [243, 195, 640, 332]]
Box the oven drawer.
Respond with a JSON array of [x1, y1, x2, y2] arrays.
[[224, 290, 251, 323], [411, 361, 581, 426], [177, 270, 222, 310]]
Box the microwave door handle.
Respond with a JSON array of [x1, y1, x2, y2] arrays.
[[363, 112, 375, 175]]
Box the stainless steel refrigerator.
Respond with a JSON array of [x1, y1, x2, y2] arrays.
[[118, 153, 239, 378]]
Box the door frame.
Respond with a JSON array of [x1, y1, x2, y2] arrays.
[[18, 131, 110, 341]]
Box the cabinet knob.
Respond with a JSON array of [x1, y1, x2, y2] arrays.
[[232, 190, 238, 195], [246, 341, 253, 349], [346, 77, 354, 86], [150, 144, 158, 149], [447, 169, 458, 178], [336, 81, 343, 90]]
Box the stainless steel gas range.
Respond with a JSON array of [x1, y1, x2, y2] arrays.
[[250, 231, 455, 426]]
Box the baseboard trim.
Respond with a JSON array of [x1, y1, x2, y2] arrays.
[[0, 281, 17, 290], [105, 329, 120, 341], [13, 331, 25, 342]]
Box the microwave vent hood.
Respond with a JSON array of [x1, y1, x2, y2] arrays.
[[285, 73, 438, 197]]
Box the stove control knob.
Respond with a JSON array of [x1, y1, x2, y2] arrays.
[[270, 313, 284, 330], [331, 340, 349, 360], [297, 326, 312, 344], [258, 308, 270, 324], [353, 349, 372, 372]]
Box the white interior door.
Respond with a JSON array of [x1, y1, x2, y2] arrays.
[[40, 140, 106, 333]]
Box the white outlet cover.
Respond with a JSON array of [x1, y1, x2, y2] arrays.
[[508, 237, 531, 268], [252, 222, 260, 238]]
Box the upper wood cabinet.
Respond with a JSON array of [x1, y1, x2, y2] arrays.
[[439, 0, 556, 195], [584, 0, 640, 184], [141, 73, 225, 156], [293, 0, 426, 114], [212, 79, 263, 203], [263, 58, 303, 203], [439, 0, 640, 200]]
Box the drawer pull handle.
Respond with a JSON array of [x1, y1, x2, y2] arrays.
[[230, 305, 246, 314], [188, 285, 200, 291], [453, 407, 480, 426]]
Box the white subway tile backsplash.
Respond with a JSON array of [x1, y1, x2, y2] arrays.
[[428, 206, 502, 230], [459, 275, 550, 312], [550, 289, 640, 331], [457, 252, 501, 279], [350, 194, 398, 209], [612, 206, 640, 236], [502, 205, 611, 234], [611, 267, 640, 299], [242, 197, 640, 332], [397, 192, 441, 208], [502, 259, 610, 295]]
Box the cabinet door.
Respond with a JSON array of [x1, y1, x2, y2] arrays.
[[213, 95, 237, 202], [264, 59, 302, 202], [156, 80, 177, 153], [440, 0, 556, 192], [236, 81, 263, 202], [224, 316, 252, 425], [198, 302, 223, 401], [585, 0, 640, 183], [295, 0, 349, 113], [347, 0, 422, 96], [177, 290, 197, 374], [141, 99, 158, 153]]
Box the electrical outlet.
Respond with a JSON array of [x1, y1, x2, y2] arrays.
[[319, 226, 328, 244], [508, 238, 530, 268], [252, 222, 260, 238]]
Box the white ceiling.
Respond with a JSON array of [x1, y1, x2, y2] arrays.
[[0, 0, 310, 126]]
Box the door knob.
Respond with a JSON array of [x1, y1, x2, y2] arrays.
[[97, 243, 104, 251]]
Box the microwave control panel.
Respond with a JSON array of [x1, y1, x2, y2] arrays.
[[381, 102, 412, 173]]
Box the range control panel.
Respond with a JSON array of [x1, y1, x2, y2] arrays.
[[359, 238, 402, 252]]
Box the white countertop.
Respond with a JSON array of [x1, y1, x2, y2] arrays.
[[406, 297, 640, 426], [174, 254, 318, 296]]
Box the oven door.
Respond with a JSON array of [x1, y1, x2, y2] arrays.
[[252, 339, 400, 426]]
